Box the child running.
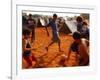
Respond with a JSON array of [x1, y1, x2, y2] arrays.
[[45, 14, 62, 52]]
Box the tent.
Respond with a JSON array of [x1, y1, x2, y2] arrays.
[[37, 18, 48, 27], [59, 20, 77, 34], [65, 20, 77, 33]]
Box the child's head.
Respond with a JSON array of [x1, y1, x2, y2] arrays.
[[73, 31, 81, 40], [76, 16, 83, 23], [28, 14, 32, 19], [53, 14, 58, 21], [22, 29, 31, 39]]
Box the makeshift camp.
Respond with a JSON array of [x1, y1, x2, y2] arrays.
[[65, 21, 77, 33], [37, 17, 48, 27], [59, 20, 77, 34]]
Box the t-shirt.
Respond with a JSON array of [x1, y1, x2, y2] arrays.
[[77, 22, 83, 32], [49, 20, 58, 37], [27, 18, 35, 29]]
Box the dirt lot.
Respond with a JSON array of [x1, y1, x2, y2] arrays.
[[22, 27, 79, 69]]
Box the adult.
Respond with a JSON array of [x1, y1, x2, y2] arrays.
[[27, 14, 36, 43]]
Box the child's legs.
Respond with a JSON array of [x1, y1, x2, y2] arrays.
[[57, 39, 61, 51], [47, 41, 54, 48], [24, 56, 32, 67], [31, 55, 37, 67], [32, 55, 36, 61], [44, 26, 49, 36]]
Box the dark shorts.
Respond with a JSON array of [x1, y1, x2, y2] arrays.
[[23, 50, 31, 57], [23, 51, 37, 67]]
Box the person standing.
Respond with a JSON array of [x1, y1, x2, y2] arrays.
[[27, 14, 36, 43], [76, 16, 83, 33], [81, 21, 89, 40]]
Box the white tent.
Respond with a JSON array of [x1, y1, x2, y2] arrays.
[[65, 20, 77, 33]]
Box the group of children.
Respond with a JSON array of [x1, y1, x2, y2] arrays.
[[22, 14, 89, 68]]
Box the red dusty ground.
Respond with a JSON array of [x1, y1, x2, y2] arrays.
[[22, 27, 79, 69]]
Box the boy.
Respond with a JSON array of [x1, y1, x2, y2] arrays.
[[45, 14, 62, 52], [67, 31, 89, 66]]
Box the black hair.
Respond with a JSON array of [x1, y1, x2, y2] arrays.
[[22, 29, 31, 36], [73, 31, 81, 39], [76, 16, 83, 22], [53, 14, 57, 17], [29, 14, 32, 17]]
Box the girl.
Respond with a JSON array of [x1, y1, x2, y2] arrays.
[[22, 29, 37, 68]]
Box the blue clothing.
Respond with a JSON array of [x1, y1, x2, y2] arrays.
[[81, 26, 89, 39], [86, 28, 89, 37], [23, 50, 31, 57], [23, 41, 31, 57], [77, 22, 83, 33], [49, 20, 58, 38]]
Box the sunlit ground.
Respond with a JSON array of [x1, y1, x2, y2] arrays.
[[22, 27, 80, 69]]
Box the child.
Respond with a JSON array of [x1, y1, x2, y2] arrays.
[[67, 31, 89, 66], [45, 14, 62, 52], [76, 16, 83, 33], [22, 29, 37, 68]]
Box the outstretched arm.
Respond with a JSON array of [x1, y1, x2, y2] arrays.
[[44, 24, 50, 37]]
